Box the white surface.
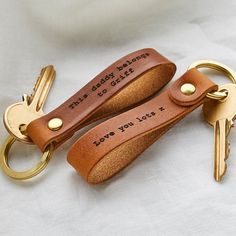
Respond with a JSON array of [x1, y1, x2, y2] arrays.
[[1, 1, 236, 235]]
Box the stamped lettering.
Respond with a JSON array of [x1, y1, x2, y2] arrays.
[[93, 131, 116, 147], [136, 112, 156, 122], [68, 52, 150, 110], [118, 122, 134, 132], [92, 107, 166, 147], [69, 94, 88, 109]]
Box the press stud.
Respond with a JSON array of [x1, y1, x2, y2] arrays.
[[181, 83, 196, 95], [48, 118, 63, 131]]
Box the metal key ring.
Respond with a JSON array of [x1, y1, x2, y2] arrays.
[[188, 60, 236, 100], [0, 136, 54, 180]]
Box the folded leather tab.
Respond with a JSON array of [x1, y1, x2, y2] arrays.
[[67, 68, 218, 184], [26, 48, 176, 151]]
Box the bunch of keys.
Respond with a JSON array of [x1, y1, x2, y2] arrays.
[[189, 61, 236, 182]]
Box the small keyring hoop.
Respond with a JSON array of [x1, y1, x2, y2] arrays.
[[0, 136, 54, 180], [188, 60, 236, 100]]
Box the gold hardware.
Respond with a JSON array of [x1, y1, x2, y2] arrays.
[[3, 66, 55, 143], [203, 84, 236, 182], [0, 136, 54, 180], [180, 83, 196, 95], [0, 66, 56, 180], [213, 119, 229, 181], [48, 118, 63, 131], [188, 60, 236, 100]]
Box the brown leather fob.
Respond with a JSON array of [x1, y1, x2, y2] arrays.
[[67, 68, 218, 184], [26, 48, 176, 151]]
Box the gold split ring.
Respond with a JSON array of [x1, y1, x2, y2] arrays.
[[188, 60, 236, 100], [0, 136, 54, 180]]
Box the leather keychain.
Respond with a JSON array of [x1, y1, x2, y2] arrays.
[[1, 48, 176, 179], [67, 68, 218, 184], [26, 48, 176, 151]]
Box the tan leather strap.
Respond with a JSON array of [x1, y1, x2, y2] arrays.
[[26, 48, 176, 151], [67, 68, 218, 184]]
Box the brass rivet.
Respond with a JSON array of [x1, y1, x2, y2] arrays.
[[180, 83, 196, 95], [48, 118, 63, 131]]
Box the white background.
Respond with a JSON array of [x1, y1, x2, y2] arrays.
[[1, 0, 236, 235]]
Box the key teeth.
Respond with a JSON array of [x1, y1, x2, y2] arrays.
[[223, 163, 227, 178], [216, 139, 230, 182], [22, 94, 30, 105], [226, 119, 233, 135], [231, 120, 234, 128], [29, 65, 55, 103], [22, 94, 27, 101], [29, 77, 40, 103], [27, 65, 55, 109], [225, 140, 230, 160]]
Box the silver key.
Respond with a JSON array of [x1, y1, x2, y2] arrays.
[[203, 83, 236, 182]]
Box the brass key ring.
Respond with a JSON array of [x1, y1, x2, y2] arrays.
[[188, 60, 236, 100], [0, 136, 54, 180]]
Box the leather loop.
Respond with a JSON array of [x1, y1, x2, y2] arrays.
[[169, 68, 218, 106], [67, 69, 218, 184], [26, 48, 176, 151]]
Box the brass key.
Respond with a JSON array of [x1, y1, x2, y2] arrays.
[[203, 83, 236, 182], [4, 65, 55, 143]]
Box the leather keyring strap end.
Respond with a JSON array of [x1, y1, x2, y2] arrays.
[[67, 68, 218, 184]]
